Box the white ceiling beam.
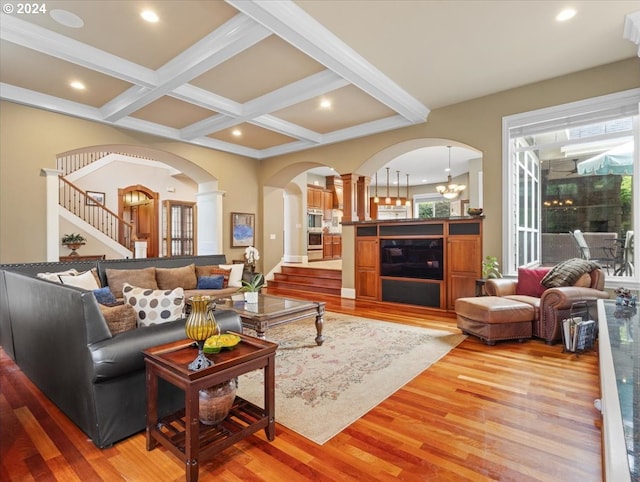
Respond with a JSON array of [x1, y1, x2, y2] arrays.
[[257, 115, 413, 159], [0, 14, 157, 87], [227, 0, 430, 123], [180, 70, 347, 140], [101, 14, 272, 122], [252, 114, 323, 143]]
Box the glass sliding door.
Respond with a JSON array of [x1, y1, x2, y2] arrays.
[[503, 89, 639, 287]]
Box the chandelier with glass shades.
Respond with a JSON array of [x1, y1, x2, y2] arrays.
[[436, 146, 466, 200]]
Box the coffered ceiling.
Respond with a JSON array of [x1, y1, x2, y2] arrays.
[[1, 1, 638, 182]]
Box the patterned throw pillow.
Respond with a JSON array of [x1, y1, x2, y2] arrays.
[[122, 283, 185, 327], [541, 258, 600, 288]]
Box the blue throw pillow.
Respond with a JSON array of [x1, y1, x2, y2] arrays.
[[93, 287, 118, 305], [197, 275, 225, 289]]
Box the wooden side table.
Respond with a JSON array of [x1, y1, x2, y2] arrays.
[[144, 334, 277, 482]]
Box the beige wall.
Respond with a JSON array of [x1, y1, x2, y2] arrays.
[[0, 101, 258, 263], [1, 58, 638, 277], [258, 58, 639, 287]]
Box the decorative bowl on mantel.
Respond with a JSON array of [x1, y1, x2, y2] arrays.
[[467, 208, 483, 216]]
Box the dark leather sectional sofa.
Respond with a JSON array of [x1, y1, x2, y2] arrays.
[[0, 255, 243, 448]]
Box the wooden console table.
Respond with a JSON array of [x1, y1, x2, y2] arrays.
[[59, 254, 105, 262], [144, 334, 277, 482]]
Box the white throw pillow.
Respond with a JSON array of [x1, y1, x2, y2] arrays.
[[37, 269, 79, 283], [122, 283, 185, 327], [58, 270, 100, 290], [219, 264, 244, 288]]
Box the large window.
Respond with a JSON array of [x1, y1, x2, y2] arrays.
[[414, 194, 453, 218], [503, 89, 639, 288]]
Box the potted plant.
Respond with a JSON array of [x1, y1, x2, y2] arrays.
[[240, 273, 264, 303], [62, 233, 86, 256], [482, 255, 502, 279]]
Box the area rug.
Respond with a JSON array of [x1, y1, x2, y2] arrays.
[[236, 312, 465, 445]]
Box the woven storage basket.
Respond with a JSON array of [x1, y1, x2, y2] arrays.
[[199, 378, 237, 425]]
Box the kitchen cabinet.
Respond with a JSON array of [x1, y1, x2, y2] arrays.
[[322, 190, 333, 220], [355, 236, 378, 300], [323, 234, 342, 260], [307, 186, 323, 210]]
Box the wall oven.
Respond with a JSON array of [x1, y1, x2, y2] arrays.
[[307, 209, 323, 230], [308, 231, 323, 261], [308, 231, 323, 250]]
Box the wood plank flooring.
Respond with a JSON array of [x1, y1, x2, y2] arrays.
[[1, 288, 603, 481]]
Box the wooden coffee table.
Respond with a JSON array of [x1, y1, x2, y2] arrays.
[[144, 334, 277, 482], [215, 294, 326, 345]]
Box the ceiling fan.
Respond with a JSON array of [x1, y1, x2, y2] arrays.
[[549, 158, 579, 176]]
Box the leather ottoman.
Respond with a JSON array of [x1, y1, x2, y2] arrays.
[[455, 296, 534, 345]]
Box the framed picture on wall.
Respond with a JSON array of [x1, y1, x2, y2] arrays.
[[231, 212, 255, 247], [86, 191, 105, 206]]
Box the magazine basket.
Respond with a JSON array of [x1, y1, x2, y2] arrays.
[[561, 300, 597, 354]]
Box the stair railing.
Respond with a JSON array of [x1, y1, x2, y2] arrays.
[[59, 176, 134, 250]]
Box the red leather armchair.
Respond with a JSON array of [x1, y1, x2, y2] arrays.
[[485, 268, 609, 344]]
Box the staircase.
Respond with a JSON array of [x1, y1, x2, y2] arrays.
[[268, 265, 342, 296]]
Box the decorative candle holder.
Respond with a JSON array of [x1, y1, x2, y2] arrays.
[[184, 296, 219, 371]]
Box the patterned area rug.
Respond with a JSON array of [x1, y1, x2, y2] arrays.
[[237, 312, 465, 445]]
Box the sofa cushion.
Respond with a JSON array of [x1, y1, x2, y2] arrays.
[[515, 267, 550, 298], [99, 303, 137, 335], [106, 267, 158, 298], [196, 265, 231, 288], [197, 275, 225, 290], [93, 286, 118, 306], [37, 268, 79, 283], [219, 264, 244, 288], [541, 258, 600, 288], [155, 263, 197, 290], [122, 283, 185, 327], [59, 269, 101, 290]]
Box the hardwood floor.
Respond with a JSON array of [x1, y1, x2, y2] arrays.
[[1, 288, 603, 481]]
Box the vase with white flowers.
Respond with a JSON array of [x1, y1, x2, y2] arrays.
[[244, 246, 260, 273]]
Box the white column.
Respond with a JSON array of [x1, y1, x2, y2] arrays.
[[283, 190, 306, 263], [40, 168, 63, 261], [196, 181, 224, 255]]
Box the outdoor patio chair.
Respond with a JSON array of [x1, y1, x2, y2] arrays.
[[570, 229, 615, 274]]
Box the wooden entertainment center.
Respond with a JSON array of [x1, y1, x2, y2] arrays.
[[350, 217, 482, 312]]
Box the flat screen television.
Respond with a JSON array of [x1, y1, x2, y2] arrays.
[[380, 238, 444, 280]]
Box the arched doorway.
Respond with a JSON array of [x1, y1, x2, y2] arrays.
[[118, 185, 159, 258]]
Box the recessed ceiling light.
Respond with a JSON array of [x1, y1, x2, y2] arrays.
[[50, 9, 84, 28], [320, 99, 332, 109], [232, 129, 242, 137], [556, 8, 577, 22], [141, 10, 159, 23], [70, 81, 86, 90]]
